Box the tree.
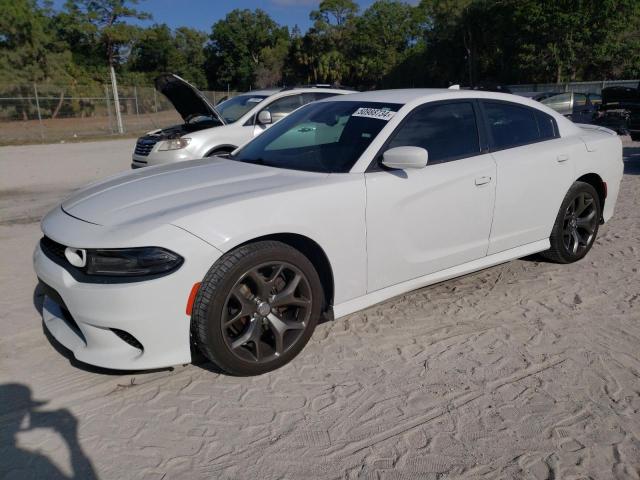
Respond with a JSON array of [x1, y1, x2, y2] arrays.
[[206, 9, 289, 90], [128, 23, 173, 74], [298, 0, 360, 85], [350, 0, 420, 87], [0, 0, 75, 84], [168, 27, 208, 87], [62, 0, 150, 70]]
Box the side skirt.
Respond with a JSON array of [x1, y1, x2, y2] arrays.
[[332, 239, 550, 319]]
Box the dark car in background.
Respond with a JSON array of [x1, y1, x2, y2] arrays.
[[594, 85, 640, 140]]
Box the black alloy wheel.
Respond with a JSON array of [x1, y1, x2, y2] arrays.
[[191, 241, 323, 375], [543, 181, 601, 263]]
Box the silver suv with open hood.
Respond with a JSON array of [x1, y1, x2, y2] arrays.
[[132, 74, 354, 168]]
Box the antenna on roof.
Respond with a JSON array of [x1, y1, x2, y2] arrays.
[[448, 84, 461, 90]]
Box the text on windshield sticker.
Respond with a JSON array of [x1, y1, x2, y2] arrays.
[[352, 107, 396, 121]]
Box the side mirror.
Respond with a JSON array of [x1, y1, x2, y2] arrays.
[[382, 146, 428, 170], [257, 110, 272, 125]]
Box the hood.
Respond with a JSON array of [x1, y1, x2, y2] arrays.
[[61, 159, 325, 227], [155, 73, 225, 125], [601, 86, 640, 106]]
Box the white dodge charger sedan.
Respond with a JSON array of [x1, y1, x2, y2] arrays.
[[34, 89, 623, 375]]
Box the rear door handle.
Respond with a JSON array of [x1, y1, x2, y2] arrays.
[[475, 176, 492, 186], [557, 154, 569, 162]]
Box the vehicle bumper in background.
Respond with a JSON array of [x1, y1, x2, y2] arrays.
[[33, 223, 222, 370], [131, 149, 196, 169]]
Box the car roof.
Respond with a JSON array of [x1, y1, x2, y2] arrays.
[[320, 88, 574, 108], [319, 88, 583, 137], [325, 88, 452, 103], [238, 87, 355, 97]]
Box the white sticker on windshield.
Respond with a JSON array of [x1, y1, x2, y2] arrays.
[[247, 97, 264, 103], [352, 107, 396, 121]]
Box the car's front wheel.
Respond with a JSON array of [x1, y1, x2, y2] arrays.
[[542, 181, 601, 263], [191, 241, 323, 375]]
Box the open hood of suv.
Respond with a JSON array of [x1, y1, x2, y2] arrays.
[[155, 73, 225, 125]]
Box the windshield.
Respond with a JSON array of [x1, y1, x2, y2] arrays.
[[231, 101, 403, 173], [216, 94, 268, 123]]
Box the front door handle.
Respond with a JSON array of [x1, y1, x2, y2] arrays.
[[557, 154, 569, 162], [475, 176, 492, 186]]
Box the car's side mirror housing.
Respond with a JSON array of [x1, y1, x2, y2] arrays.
[[257, 110, 272, 125], [381, 146, 429, 170]]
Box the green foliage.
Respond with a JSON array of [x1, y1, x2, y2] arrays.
[[127, 24, 207, 87], [205, 9, 290, 90], [0, 0, 639, 94]]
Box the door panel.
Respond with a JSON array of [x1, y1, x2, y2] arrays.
[[488, 137, 579, 254], [365, 154, 496, 292]]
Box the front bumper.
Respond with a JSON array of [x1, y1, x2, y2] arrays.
[[33, 219, 222, 370]]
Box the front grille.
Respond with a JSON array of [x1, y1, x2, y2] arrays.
[[111, 329, 144, 351], [40, 236, 67, 265], [134, 138, 158, 157]]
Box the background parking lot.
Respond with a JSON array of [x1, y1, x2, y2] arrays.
[[1, 139, 640, 479]]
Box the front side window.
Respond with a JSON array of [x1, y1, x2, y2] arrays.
[[231, 101, 402, 173], [216, 94, 268, 123], [262, 94, 304, 123], [385, 102, 480, 164], [484, 101, 541, 149]]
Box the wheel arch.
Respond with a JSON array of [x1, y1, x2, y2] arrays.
[[576, 172, 606, 214], [233, 233, 335, 313], [205, 144, 237, 157]]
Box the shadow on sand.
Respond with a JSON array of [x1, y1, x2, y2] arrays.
[[0, 384, 98, 479]]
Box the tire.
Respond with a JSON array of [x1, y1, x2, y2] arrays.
[[631, 132, 640, 142], [542, 181, 601, 264], [191, 241, 323, 375]]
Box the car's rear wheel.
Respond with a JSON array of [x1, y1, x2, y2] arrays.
[[542, 181, 601, 263], [191, 241, 323, 375]]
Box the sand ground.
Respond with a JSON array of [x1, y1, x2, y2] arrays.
[[0, 138, 639, 479]]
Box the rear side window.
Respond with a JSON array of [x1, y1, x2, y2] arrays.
[[484, 101, 557, 150], [385, 102, 480, 164]]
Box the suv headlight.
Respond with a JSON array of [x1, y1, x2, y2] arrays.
[[86, 247, 183, 276], [158, 138, 191, 151]]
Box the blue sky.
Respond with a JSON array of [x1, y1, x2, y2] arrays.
[[46, 0, 417, 33]]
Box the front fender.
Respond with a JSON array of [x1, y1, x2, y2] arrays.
[[172, 174, 368, 305]]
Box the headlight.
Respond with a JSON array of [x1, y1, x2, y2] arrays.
[[86, 247, 183, 276], [158, 138, 191, 151]]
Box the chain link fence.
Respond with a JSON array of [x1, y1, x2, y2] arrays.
[[2, 80, 638, 145], [506, 79, 638, 94], [0, 83, 238, 145]]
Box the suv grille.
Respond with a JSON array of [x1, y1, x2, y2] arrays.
[[134, 138, 158, 157], [40, 236, 67, 265]]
